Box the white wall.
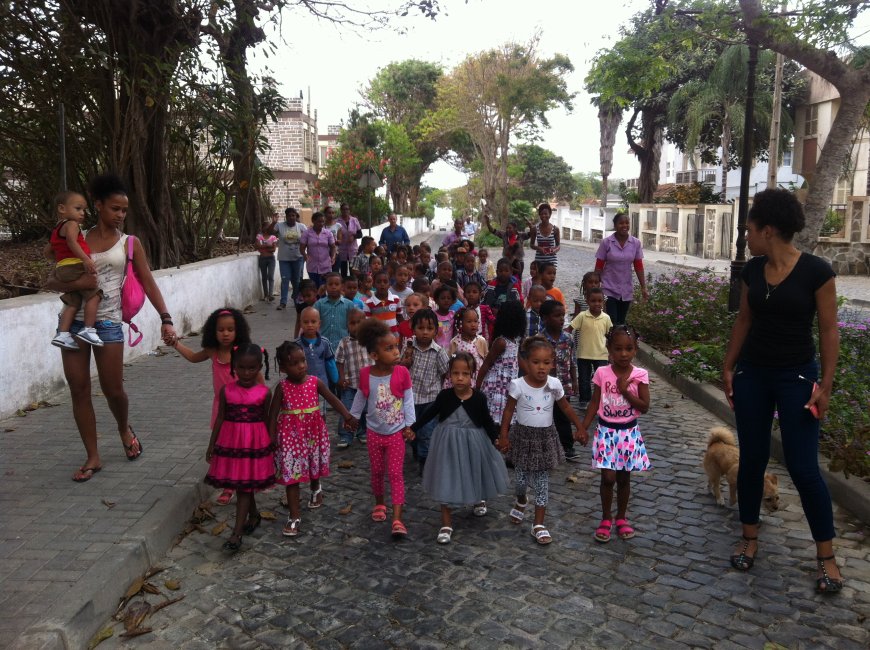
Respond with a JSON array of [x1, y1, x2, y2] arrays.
[[0, 253, 268, 421], [363, 216, 430, 243]]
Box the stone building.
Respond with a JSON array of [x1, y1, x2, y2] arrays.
[[261, 93, 319, 212]]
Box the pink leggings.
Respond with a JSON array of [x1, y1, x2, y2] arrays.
[[367, 429, 405, 505]]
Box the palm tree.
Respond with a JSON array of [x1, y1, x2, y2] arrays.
[[668, 45, 789, 198]]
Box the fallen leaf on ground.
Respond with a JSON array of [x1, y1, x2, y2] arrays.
[[337, 460, 354, 469], [119, 627, 152, 639], [86, 625, 114, 649], [566, 475, 579, 483], [211, 521, 227, 536], [24, 402, 39, 411], [123, 577, 145, 600], [338, 504, 353, 515], [122, 601, 150, 631], [662, 403, 673, 409], [259, 510, 277, 520], [15, 409, 26, 417], [144, 566, 166, 579], [101, 498, 116, 509], [164, 579, 180, 591], [4, 428, 15, 432], [141, 582, 161, 595]]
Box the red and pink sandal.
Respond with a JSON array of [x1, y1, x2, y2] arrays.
[[594, 519, 612, 543], [614, 519, 636, 539]]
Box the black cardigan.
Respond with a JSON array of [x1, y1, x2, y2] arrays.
[[412, 389, 499, 441]]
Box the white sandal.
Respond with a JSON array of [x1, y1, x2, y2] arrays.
[[282, 517, 300, 537], [307, 486, 323, 510], [509, 500, 526, 524], [531, 524, 552, 545], [436, 527, 453, 544], [473, 501, 487, 517]]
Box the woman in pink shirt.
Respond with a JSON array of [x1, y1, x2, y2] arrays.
[[595, 213, 648, 325], [300, 211, 337, 288]]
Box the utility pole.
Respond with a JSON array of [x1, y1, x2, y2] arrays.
[[767, 1, 787, 190]]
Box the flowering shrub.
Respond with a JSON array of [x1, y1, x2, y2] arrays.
[[316, 147, 389, 224], [629, 269, 733, 385], [631, 269, 868, 478]]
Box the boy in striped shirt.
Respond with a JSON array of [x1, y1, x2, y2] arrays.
[[363, 270, 403, 330]]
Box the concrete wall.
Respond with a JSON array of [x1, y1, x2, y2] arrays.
[[0, 253, 268, 421]]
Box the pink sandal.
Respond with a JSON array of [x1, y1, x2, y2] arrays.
[[216, 489, 234, 506], [594, 519, 612, 543], [614, 519, 636, 539], [371, 505, 388, 522]]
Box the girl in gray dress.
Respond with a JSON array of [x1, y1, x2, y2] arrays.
[[413, 352, 510, 544]]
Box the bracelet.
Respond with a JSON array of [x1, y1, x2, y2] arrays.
[[161, 319, 174, 326], [160, 312, 171, 319]]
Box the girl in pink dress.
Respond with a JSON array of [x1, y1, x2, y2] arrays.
[[444, 307, 488, 388], [205, 343, 274, 553], [174, 308, 257, 507], [270, 341, 356, 538]]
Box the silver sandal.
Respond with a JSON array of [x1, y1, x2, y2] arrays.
[[436, 527, 453, 544]]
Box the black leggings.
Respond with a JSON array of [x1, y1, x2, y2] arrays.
[[604, 296, 631, 325], [258, 256, 275, 299]]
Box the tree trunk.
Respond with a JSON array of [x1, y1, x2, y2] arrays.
[[720, 117, 731, 199], [628, 107, 663, 203], [598, 102, 623, 203]]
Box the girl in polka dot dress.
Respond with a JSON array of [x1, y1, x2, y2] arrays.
[[269, 341, 356, 538], [579, 324, 651, 544]]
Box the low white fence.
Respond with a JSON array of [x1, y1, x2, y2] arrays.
[[553, 204, 621, 243], [0, 253, 266, 421], [365, 216, 430, 243], [627, 203, 735, 260]]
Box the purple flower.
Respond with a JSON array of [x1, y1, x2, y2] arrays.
[[671, 349, 681, 356]]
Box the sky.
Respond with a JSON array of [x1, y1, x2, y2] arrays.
[[250, 0, 870, 191]]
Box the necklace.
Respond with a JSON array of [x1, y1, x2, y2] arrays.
[[765, 282, 779, 300]]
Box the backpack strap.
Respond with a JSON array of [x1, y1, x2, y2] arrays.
[[359, 366, 371, 398], [358, 365, 409, 400]]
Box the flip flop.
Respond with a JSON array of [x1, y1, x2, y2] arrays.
[[72, 466, 102, 482], [123, 427, 142, 461]]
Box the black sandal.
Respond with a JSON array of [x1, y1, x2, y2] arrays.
[[222, 535, 242, 553], [123, 427, 143, 461], [815, 555, 844, 594], [730, 535, 758, 571], [242, 514, 262, 535]]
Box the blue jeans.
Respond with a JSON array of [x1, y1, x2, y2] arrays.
[[338, 387, 366, 443], [414, 402, 437, 460], [279, 259, 304, 306], [732, 360, 835, 541], [70, 319, 124, 344]]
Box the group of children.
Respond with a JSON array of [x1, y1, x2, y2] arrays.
[[182, 237, 652, 551]]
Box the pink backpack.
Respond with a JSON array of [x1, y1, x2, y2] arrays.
[[121, 235, 146, 346]]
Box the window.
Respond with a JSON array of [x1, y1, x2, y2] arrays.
[[804, 105, 818, 136], [782, 148, 793, 167], [834, 176, 850, 204]]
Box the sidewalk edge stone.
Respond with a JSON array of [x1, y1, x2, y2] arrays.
[[638, 341, 870, 526]]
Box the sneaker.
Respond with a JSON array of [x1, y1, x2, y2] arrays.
[[356, 432, 367, 444], [276, 303, 286, 311], [51, 332, 80, 350], [75, 327, 104, 347], [565, 450, 583, 463], [336, 440, 350, 450]]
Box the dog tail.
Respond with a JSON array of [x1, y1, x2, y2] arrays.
[[707, 427, 737, 449]]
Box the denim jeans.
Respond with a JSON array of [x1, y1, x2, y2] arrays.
[[414, 401, 437, 460], [279, 259, 304, 306], [732, 360, 835, 541], [258, 256, 275, 299], [604, 297, 631, 325], [338, 387, 366, 443], [578, 359, 608, 402]]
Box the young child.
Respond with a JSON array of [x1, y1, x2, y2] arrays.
[[358, 273, 373, 301], [369, 255, 384, 278], [521, 260, 539, 300], [314, 272, 355, 348], [205, 343, 274, 552], [413, 352, 509, 544], [400, 308, 449, 472], [351, 236, 375, 280], [175, 307, 255, 506], [456, 253, 486, 289], [445, 307, 488, 388], [580, 324, 651, 543], [270, 341, 355, 538], [48, 191, 104, 349], [392, 265, 414, 303], [296, 307, 338, 390], [538, 262, 565, 306], [483, 258, 522, 313], [463, 281, 494, 343], [396, 292, 425, 346], [541, 300, 580, 462], [497, 336, 586, 545], [571, 271, 604, 372], [476, 300, 526, 427], [525, 284, 547, 337], [335, 309, 371, 449], [342, 275, 365, 309], [478, 248, 496, 281], [350, 319, 416, 538], [293, 279, 319, 337], [571, 287, 612, 409], [363, 270, 402, 331], [433, 285, 459, 349]]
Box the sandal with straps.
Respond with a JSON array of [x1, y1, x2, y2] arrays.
[[371, 504, 388, 522], [307, 485, 324, 510], [436, 527, 453, 544], [730, 535, 758, 571], [391, 520, 408, 539], [473, 501, 487, 517], [242, 513, 262, 536], [123, 427, 143, 461], [509, 500, 527, 524], [815, 555, 844, 594], [594, 519, 612, 543], [222, 535, 242, 553], [531, 524, 552, 545], [614, 519, 636, 540], [282, 517, 300, 537]]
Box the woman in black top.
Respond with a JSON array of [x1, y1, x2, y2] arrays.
[[722, 189, 843, 593]]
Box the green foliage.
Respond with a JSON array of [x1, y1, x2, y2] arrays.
[[316, 147, 389, 227], [511, 144, 575, 203], [509, 200, 535, 226], [655, 182, 724, 205], [820, 209, 844, 236], [573, 172, 605, 202]]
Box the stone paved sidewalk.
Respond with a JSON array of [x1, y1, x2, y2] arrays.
[[93, 359, 869, 647]]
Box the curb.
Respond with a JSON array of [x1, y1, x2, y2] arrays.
[[638, 342, 870, 526], [12, 470, 211, 650]]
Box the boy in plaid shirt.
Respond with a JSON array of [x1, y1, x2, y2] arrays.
[[399, 308, 449, 473], [540, 300, 581, 462], [335, 309, 372, 448]]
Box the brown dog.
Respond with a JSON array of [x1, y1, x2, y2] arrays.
[[703, 427, 780, 511]]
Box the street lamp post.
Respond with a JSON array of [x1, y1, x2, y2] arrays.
[[728, 40, 759, 312], [358, 166, 383, 237]]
